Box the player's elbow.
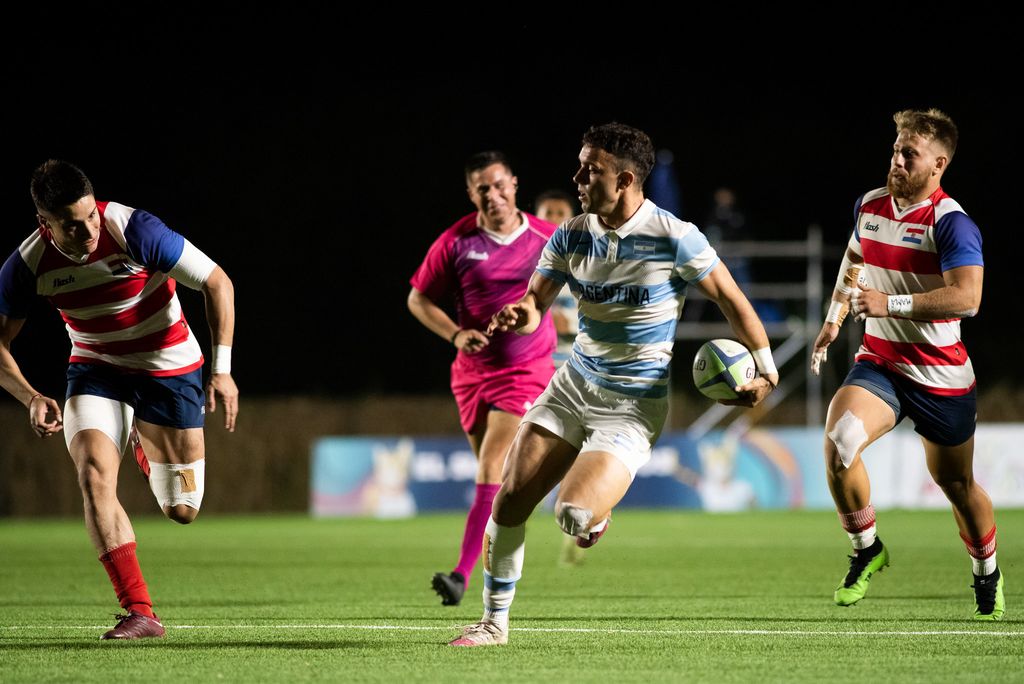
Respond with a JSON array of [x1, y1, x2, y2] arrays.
[[957, 289, 981, 318], [407, 288, 424, 315], [203, 267, 234, 298]]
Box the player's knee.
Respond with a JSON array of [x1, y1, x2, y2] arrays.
[[492, 486, 535, 527], [823, 439, 845, 475], [148, 459, 205, 515], [76, 459, 114, 500], [165, 504, 200, 524], [933, 473, 972, 502], [555, 502, 593, 537], [498, 473, 535, 506], [826, 410, 869, 471], [478, 462, 504, 484]]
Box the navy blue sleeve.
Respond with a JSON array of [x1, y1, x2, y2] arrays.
[[124, 210, 185, 273], [852, 195, 864, 243], [0, 251, 36, 318], [934, 212, 983, 271]]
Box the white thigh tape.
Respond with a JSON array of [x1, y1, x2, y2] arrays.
[[148, 459, 206, 510], [63, 395, 134, 453]]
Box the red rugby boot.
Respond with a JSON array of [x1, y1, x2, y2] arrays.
[[100, 612, 165, 640]]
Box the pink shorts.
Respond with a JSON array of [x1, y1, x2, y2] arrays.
[[450, 355, 555, 434]]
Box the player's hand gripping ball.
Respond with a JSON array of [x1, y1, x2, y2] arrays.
[[692, 339, 756, 400]]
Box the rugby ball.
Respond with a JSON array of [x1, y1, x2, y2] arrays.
[[692, 339, 756, 400]]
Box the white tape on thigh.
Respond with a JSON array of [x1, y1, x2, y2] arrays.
[[63, 395, 134, 453], [556, 503, 593, 538], [148, 459, 205, 510], [827, 411, 868, 469]]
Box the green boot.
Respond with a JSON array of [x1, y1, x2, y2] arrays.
[[972, 568, 1005, 621], [834, 538, 890, 606]]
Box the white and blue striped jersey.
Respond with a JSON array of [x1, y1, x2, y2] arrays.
[[536, 199, 719, 398]]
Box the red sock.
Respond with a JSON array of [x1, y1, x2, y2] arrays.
[[453, 483, 501, 585], [960, 526, 997, 559], [99, 542, 155, 617], [837, 504, 876, 550]]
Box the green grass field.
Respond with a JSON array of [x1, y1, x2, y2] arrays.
[[1, 510, 1021, 682]]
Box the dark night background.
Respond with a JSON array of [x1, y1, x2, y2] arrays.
[[2, 22, 1017, 404]]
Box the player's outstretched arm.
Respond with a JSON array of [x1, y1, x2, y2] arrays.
[[407, 286, 489, 354], [812, 247, 865, 375], [486, 272, 561, 337], [0, 315, 63, 437], [695, 262, 778, 407], [203, 267, 238, 432]]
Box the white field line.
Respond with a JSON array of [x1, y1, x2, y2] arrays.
[[1, 624, 1022, 637]]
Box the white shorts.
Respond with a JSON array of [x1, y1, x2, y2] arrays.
[[523, 365, 668, 478], [63, 395, 134, 454]]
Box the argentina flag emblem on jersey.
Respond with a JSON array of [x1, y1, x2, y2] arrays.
[[633, 239, 656, 254]]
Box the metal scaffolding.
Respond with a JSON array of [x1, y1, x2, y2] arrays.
[[676, 226, 848, 436]]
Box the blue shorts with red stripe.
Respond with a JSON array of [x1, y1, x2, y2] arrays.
[[841, 360, 976, 446], [66, 363, 205, 429]]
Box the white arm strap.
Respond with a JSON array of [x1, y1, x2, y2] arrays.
[[169, 239, 217, 290]]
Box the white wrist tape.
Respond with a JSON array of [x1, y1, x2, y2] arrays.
[[211, 345, 232, 374], [751, 347, 777, 375], [887, 294, 913, 317], [825, 300, 848, 325]]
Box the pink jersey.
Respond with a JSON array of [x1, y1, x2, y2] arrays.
[[0, 201, 204, 376], [851, 186, 983, 395], [411, 211, 556, 368]]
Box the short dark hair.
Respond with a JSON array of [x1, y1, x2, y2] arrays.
[[581, 123, 655, 185], [534, 189, 576, 211], [31, 160, 93, 214], [464, 150, 513, 180], [893, 108, 958, 160]]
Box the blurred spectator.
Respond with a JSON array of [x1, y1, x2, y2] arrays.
[[704, 187, 746, 246], [535, 190, 579, 368], [647, 149, 684, 217], [692, 187, 783, 323], [534, 190, 575, 226]]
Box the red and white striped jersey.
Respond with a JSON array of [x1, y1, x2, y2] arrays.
[[849, 186, 984, 395], [0, 201, 213, 376]]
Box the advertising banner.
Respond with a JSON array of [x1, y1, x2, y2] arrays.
[[310, 426, 1024, 517]]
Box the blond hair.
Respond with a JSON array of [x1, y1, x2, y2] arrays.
[[894, 108, 958, 160]]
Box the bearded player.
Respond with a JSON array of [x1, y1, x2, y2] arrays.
[[812, 109, 1002, 619]]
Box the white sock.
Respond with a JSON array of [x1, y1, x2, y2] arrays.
[[973, 551, 997, 576], [481, 517, 525, 627], [848, 524, 876, 551]]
